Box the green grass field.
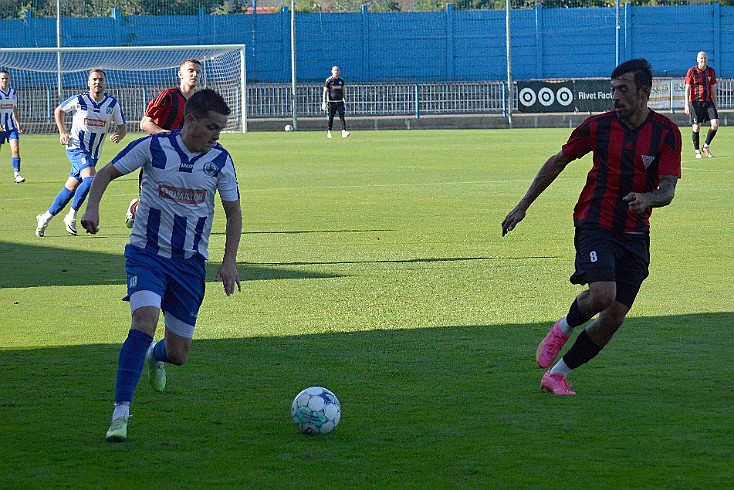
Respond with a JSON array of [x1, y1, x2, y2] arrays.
[[0, 128, 732, 488]]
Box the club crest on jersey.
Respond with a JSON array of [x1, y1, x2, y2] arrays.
[[641, 155, 655, 169], [202, 161, 220, 177]]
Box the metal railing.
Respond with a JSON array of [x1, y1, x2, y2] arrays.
[[12, 79, 734, 133], [248, 82, 509, 119]]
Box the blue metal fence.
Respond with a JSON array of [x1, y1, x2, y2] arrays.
[[1, 4, 733, 83]]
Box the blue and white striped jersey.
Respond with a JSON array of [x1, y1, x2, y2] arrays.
[[0, 87, 18, 132], [59, 92, 125, 160], [112, 131, 240, 261]]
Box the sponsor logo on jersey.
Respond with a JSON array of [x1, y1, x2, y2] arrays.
[[158, 184, 206, 204], [0, 103, 14, 109], [84, 117, 107, 128]]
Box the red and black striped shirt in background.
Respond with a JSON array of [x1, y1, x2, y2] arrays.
[[685, 66, 717, 103], [143, 87, 187, 130], [561, 110, 682, 233]]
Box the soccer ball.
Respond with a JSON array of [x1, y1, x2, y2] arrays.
[[125, 199, 139, 229], [284, 124, 294, 132], [291, 386, 341, 435]]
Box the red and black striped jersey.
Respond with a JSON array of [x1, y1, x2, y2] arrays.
[[685, 66, 717, 102], [143, 87, 187, 130], [561, 110, 682, 233]]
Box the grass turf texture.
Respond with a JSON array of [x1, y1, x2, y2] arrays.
[[0, 129, 732, 488]]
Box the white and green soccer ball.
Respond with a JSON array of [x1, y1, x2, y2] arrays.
[[290, 386, 341, 435]]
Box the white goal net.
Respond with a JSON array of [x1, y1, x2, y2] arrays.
[[0, 44, 247, 133]]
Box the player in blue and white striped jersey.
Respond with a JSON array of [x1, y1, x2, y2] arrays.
[[35, 68, 126, 237], [0, 70, 25, 183], [81, 89, 242, 443]]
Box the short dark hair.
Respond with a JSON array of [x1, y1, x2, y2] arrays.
[[184, 88, 231, 119], [0, 69, 9, 76], [611, 58, 652, 90], [181, 59, 201, 68], [88, 68, 106, 77]]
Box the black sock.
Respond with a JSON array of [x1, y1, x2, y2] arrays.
[[566, 299, 593, 328], [692, 131, 700, 150], [562, 329, 603, 369], [705, 129, 717, 146]]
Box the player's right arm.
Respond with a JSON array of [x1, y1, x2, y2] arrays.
[[501, 150, 571, 236], [81, 163, 125, 234], [83, 137, 150, 233], [140, 115, 166, 135], [54, 105, 69, 145], [322, 86, 328, 111], [140, 91, 171, 134], [684, 84, 691, 114]]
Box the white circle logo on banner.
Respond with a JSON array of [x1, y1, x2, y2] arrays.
[[538, 87, 555, 106], [556, 87, 573, 106], [519, 87, 537, 107]]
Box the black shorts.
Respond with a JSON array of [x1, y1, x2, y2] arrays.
[[689, 101, 718, 125], [328, 101, 345, 117], [570, 227, 650, 309]]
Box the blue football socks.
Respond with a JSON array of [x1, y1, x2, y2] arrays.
[[49, 187, 74, 215], [153, 339, 170, 363], [114, 329, 154, 404], [71, 176, 94, 211]]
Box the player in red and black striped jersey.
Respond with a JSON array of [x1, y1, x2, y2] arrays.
[[125, 59, 202, 227], [502, 59, 682, 396], [140, 59, 201, 135], [684, 51, 718, 158]]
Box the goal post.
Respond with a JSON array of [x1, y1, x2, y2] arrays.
[[0, 44, 247, 133]]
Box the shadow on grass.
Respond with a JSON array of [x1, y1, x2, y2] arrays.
[[0, 240, 340, 288], [0, 240, 558, 288], [0, 312, 732, 487]]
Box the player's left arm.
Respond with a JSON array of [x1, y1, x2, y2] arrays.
[[215, 199, 242, 296], [110, 123, 127, 144], [711, 83, 718, 108], [623, 174, 678, 214], [12, 106, 23, 133]]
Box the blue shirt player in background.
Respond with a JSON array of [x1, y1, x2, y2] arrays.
[[0, 69, 26, 183], [35, 68, 126, 237], [81, 88, 243, 443]]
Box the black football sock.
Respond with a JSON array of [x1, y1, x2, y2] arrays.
[[566, 299, 593, 328], [562, 329, 603, 369], [705, 129, 717, 146], [692, 131, 700, 151]]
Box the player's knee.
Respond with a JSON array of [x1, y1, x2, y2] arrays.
[[587, 288, 616, 312], [166, 348, 189, 366]]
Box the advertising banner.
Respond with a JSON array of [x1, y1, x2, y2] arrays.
[[649, 79, 686, 110], [517, 81, 574, 113], [574, 80, 612, 113]]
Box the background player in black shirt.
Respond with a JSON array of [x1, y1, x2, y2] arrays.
[[322, 66, 350, 139]]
